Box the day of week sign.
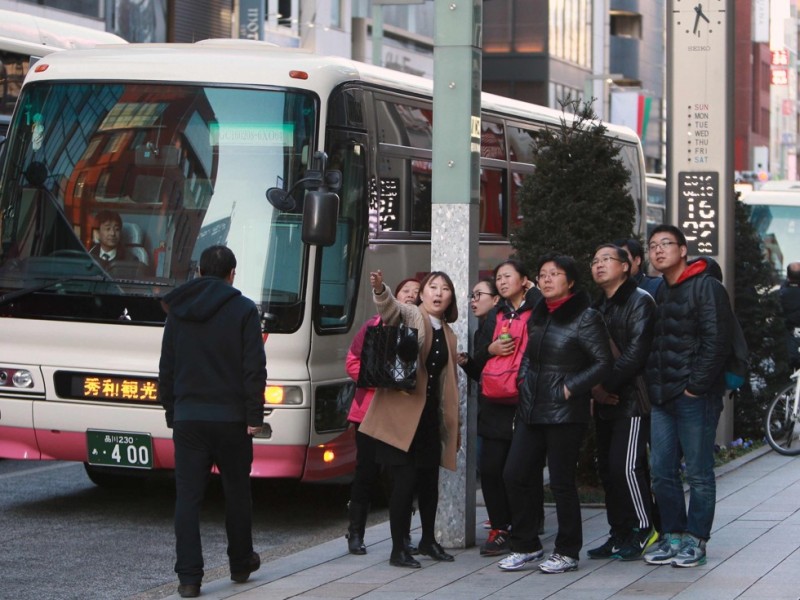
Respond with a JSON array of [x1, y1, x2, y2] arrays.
[[677, 171, 719, 255]]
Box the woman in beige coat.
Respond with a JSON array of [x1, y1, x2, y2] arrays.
[[360, 269, 460, 568]]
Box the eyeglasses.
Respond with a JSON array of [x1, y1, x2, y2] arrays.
[[470, 291, 496, 301], [590, 255, 623, 267], [535, 271, 566, 282], [648, 240, 679, 252]]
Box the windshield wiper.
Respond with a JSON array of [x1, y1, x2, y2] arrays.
[[0, 275, 113, 307]]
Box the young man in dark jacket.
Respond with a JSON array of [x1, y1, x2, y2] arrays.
[[588, 244, 657, 561], [159, 245, 267, 598], [780, 262, 800, 368], [643, 225, 733, 568]]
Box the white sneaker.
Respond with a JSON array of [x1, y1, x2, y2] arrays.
[[538, 553, 578, 574], [497, 549, 544, 571]]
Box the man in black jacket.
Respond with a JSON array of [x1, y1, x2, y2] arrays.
[[780, 262, 800, 368], [588, 244, 657, 561], [159, 245, 267, 598], [642, 225, 732, 569]]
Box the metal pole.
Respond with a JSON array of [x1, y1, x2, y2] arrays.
[[432, 0, 482, 548]]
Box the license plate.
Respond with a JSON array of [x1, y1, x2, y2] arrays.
[[87, 430, 153, 469]]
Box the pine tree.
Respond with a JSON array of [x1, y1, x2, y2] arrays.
[[732, 198, 790, 438], [511, 98, 638, 489], [512, 98, 637, 284]]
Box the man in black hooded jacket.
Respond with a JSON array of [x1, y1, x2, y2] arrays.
[[642, 225, 733, 570], [159, 245, 267, 598]]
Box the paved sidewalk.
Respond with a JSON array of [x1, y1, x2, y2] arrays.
[[163, 445, 800, 599]]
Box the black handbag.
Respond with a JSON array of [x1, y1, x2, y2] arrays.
[[357, 323, 419, 391]]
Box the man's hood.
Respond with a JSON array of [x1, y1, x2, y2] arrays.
[[162, 277, 241, 322], [675, 256, 723, 285]]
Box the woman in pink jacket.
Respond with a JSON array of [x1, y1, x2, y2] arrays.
[[344, 278, 420, 555]]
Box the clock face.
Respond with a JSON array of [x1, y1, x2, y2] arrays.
[[673, 0, 726, 39]]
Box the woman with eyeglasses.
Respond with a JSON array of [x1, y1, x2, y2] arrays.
[[500, 253, 612, 574], [456, 277, 499, 380], [467, 260, 541, 557]]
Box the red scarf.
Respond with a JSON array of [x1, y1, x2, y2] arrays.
[[545, 293, 574, 313]]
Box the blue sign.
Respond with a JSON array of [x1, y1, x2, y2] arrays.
[[239, 0, 264, 41]]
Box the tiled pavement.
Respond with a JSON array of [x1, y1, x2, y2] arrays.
[[163, 445, 800, 599]]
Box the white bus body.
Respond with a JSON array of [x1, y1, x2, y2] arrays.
[[0, 41, 646, 483], [0, 8, 126, 120]]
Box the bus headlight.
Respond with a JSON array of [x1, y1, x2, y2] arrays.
[[264, 385, 302, 405], [11, 369, 33, 388]]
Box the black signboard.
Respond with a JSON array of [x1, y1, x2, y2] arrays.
[[677, 171, 719, 255]]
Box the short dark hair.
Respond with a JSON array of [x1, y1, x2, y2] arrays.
[[648, 224, 687, 247], [536, 253, 579, 287], [493, 258, 529, 281], [788, 262, 800, 283], [419, 271, 458, 323], [476, 276, 498, 296], [594, 243, 631, 276], [614, 238, 644, 262], [95, 210, 122, 228], [199, 245, 236, 279], [394, 277, 420, 298]]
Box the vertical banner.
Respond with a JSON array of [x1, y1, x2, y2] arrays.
[[239, 0, 264, 41]]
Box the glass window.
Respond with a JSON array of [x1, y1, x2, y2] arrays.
[[0, 82, 318, 328], [482, 121, 506, 160], [317, 131, 368, 330], [480, 168, 505, 235], [484, 0, 512, 52], [375, 99, 433, 150], [507, 126, 539, 164]]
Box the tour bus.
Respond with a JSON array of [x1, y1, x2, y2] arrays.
[[645, 174, 666, 238], [0, 41, 647, 485], [740, 182, 800, 278], [0, 8, 126, 120]]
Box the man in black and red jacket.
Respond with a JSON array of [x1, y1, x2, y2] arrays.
[[642, 225, 733, 569]]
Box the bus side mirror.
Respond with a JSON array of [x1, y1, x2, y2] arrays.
[[302, 190, 339, 246]]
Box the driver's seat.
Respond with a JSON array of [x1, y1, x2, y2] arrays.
[[122, 223, 149, 266]]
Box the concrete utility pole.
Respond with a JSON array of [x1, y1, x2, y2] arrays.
[[431, 0, 482, 548]]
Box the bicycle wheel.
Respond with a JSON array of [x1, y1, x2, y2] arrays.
[[764, 383, 800, 456]]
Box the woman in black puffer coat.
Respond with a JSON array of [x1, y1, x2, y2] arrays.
[[500, 254, 612, 575]]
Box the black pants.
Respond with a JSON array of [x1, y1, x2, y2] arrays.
[[349, 425, 381, 506], [480, 437, 513, 531], [173, 420, 255, 585], [389, 463, 438, 552], [504, 421, 587, 559], [595, 415, 653, 535]]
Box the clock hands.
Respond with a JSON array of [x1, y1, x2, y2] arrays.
[[693, 3, 710, 36]]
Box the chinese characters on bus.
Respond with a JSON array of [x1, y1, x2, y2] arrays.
[[82, 376, 159, 402], [677, 171, 718, 255]]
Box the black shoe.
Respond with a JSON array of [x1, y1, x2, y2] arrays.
[[347, 532, 367, 555], [404, 534, 419, 555], [418, 541, 454, 562], [177, 583, 200, 598], [231, 551, 261, 583], [390, 548, 421, 568]]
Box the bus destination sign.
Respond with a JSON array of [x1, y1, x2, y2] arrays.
[[55, 372, 159, 403]]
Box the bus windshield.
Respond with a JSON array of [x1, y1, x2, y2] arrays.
[[748, 203, 800, 276], [0, 82, 317, 330]]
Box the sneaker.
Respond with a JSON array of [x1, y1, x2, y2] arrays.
[[497, 549, 544, 571], [671, 534, 707, 568], [587, 534, 624, 559], [480, 529, 511, 556], [612, 528, 659, 561], [482, 519, 492, 530], [538, 553, 578, 574], [643, 533, 682, 565]]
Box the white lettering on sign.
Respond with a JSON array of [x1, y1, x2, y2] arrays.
[[678, 171, 719, 254]]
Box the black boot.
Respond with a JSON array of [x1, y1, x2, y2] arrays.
[[346, 501, 368, 555]]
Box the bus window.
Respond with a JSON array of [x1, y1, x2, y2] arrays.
[[374, 99, 433, 150], [480, 168, 505, 235], [0, 81, 317, 329]]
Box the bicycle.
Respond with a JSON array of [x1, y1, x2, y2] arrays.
[[764, 366, 800, 456]]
